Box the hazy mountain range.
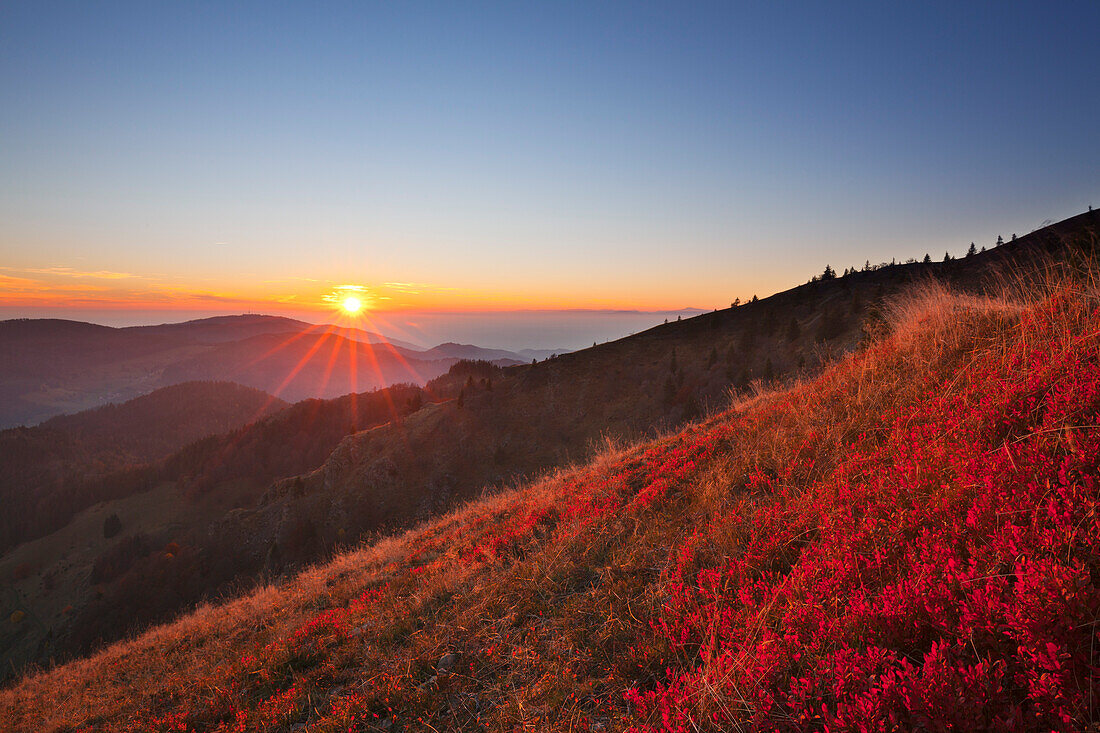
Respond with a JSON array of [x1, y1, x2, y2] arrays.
[[0, 315, 569, 429]]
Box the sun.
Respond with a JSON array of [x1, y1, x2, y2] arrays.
[[341, 296, 363, 315], [323, 285, 371, 315]]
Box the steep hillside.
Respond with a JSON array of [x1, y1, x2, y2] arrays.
[[2, 211, 1095, 684], [4, 254, 1098, 730], [0, 382, 286, 554], [209, 211, 1100, 579]]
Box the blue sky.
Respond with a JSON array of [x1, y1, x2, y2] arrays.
[[1, 1, 1098, 346]]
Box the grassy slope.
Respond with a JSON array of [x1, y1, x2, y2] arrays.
[[7, 214, 1090, 683], [3, 265, 1099, 731]]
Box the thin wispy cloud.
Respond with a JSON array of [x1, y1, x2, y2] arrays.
[[382, 282, 457, 294], [0, 273, 115, 296], [0, 267, 270, 310], [0, 266, 140, 280]]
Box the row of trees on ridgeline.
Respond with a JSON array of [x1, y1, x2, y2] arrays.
[[807, 233, 1016, 285]]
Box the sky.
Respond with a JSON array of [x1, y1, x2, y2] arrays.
[[1, 1, 1098, 349]]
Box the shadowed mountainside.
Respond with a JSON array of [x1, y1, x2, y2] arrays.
[[35, 381, 288, 463], [0, 384, 425, 675], [0, 381, 287, 555]]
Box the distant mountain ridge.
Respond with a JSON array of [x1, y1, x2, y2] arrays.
[[418, 342, 569, 363], [124, 314, 424, 351], [0, 315, 532, 428], [124, 315, 572, 362]]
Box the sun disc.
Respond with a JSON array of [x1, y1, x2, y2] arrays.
[[341, 296, 363, 314]]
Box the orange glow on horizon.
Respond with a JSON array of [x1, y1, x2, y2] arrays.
[[0, 266, 749, 317]]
